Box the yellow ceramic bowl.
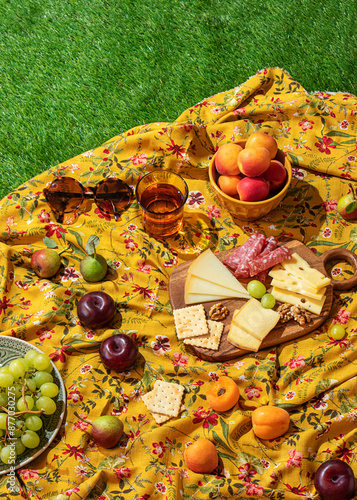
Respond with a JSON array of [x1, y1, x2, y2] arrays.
[[208, 140, 292, 221]]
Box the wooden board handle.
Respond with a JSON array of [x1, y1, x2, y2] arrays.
[[320, 248, 357, 291]]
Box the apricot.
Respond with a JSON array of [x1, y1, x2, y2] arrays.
[[183, 437, 219, 474], [215, 143, 243, 176], [262, 160, 287, 193], [252, 405, 290, 440], [238, 146, 271, 177], [237, 176, 269, 202], [206, 376, 240, 412], [246, 132, 278, 159], [217, 174, 242, 197]]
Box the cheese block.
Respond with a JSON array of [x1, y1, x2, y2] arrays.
[[268, 266, 319, 293], [187, 249, 249, 296], [227, 322, 261, 352], [271, 286, 326, 315], [231, 298, 281, 341], [184, 291, 230, 305], [185, 274, 249, 299], [281, 253, 331, 290], [270, 278, 326, 301]]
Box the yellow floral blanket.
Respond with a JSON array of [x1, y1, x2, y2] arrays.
[[1, 67, 357, 499]]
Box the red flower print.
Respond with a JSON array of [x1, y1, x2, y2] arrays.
[[244, 384, 263, 400], [323, 199, 338, 212], [38, 209, 51, 223], [20, 469, 40, 480], [315, 136, 336, 154], [244, 482, 264, 497], [286, 449, 303, 468], [286, 484, 307, 495], [207, 204, 221, 220], [44, 223, 67, 238], [333, 308, 351, 325], [0, 296, 13, 314], [238, 463, 257, 482], [125, 236, 138, 251], [284, 355, 306, 369], [152, 441, 168, 458], [172, 352, 188, 367], [94, 207, 111, 221], [62, 444, 84, 460], [49, 345, 72, 363], [298, 118, 314, 131], [187, 191, 205, 209], [335, 445, 354, 463], [151, 335, 171, 355], [154, 482, 167, 494], [192, 407, 218, 428], [166, 140, 185, 158], [67, 387, 83, 403], [128, 152, 148, 165], [131, 284, 153, 299], [114, 467, 131, 480]]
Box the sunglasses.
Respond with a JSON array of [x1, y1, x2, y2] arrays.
[[43, 176, 132, 223]]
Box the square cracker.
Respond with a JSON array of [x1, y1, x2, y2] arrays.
[[142, 390, 185, 424], [183, 320, 224, 350], [173, 304, 209, 339], [145, 380, 185, 417]]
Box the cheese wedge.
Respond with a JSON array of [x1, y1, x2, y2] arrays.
[[271, 286, 326, 315], [227, 322, 261, 352], [270, 278, 326, 301], [231, 298, 281, 341], [187, 249, 249, 296], [184, 291, 230, 305], [268, 267, 319, 294], [281, 253, 331, 290], [185, 274, 249, 299]]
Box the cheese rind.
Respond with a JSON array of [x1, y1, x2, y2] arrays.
[[187, 249, 249, 296], [227, 323, 261, 352], [231, 298, 280, 341], [185, 274, 249, 299], [281, 253, 331, 290], [271, 286, 326, 315]]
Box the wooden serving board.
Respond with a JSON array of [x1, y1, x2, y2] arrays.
[[169, 240, 357, 362]]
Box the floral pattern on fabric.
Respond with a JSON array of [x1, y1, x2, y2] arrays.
[[1, 67, 357, 499]]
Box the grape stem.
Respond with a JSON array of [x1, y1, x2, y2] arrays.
[[0, 405, 44, 416], [74, 411, 92, 426]]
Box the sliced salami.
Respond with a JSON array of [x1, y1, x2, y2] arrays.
[[233, 232, 266, 278], [255, 236, 278, 282], [223, 231, 266, 270], [248, 245, 291, 277]]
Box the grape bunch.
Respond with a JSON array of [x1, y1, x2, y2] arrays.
[[0, 349, 59, 465]]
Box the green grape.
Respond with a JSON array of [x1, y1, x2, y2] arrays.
[[247, 280, 267, 299], [0, 372, 15, 388], [36, 396, 57, 415], [14, 439, 26, 456], [33, 371, 53, 389], [17, 395, 35, 412], [43, 363, 54, 374], [40, 382, 59, 398], [8, 359, 27, 379], [14, 419, 25, 438], [33, 353, 51, 371], [21, 430, 40, 449], [24, 349, 39, 367], [13, 383, 23, 399], [0, 445, 16, 464], [329, 324, 346, 340], [260, 293, 276, 309], [25, 415, 43, 432], [0, 367, 10, 374], [0, 392, 8, 406], [0, 413, 8, 430], [25, 378, 37, 393], [0, 429, 4, 437]]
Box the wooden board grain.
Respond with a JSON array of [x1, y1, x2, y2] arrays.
[[169, 240, 353, 362]]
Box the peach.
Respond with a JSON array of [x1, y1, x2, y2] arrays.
[[217, 174, 242, 197], [262, 160, 287, 193], [215, 143, 243, 176], [246, 132, 278, 159], [237, 176, 269, 202], [238, 146, 271, 177], [183, 437, 219, 474]]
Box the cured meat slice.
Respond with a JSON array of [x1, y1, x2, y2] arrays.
[[233, 232, 266, 278], [223, 231, 266, 270], [255, 236, 278, 282], [248, 245, 292, 277]]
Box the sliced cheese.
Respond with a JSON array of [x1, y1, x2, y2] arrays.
[[268, 267, 319, 293], [187, 249, 249, 296], [271, 286, 326, 315], [231, 298, 280, 341], [270, 278, 326, 301], [227, 322, 261, 352], [184, 291, 230, 305], [281, 253, 331, 290], [185, 274, 249, 299]]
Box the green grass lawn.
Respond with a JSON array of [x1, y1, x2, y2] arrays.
[[1, 0, 356, 199]]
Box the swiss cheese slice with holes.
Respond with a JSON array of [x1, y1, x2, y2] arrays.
[[271, 286, 326, 315], [187, 249, 250, 296], [270, 278, 326, 301], [280, 252, 331, 290], [268, 266, 319, 293]]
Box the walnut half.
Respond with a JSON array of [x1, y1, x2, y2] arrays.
[[276, 303, 311, 325], [209, 302, 229, 321]]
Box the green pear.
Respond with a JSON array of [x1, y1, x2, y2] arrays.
[[75, 412, 123, 448], [80, 253, 108, 282]]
